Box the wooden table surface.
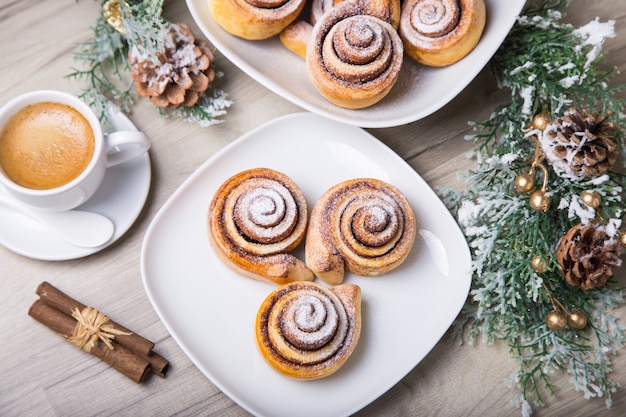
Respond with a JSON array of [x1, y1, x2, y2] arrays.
[[1, 1, 625, 416]]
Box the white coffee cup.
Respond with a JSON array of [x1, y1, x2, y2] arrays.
[[0, 90, 150, 211]]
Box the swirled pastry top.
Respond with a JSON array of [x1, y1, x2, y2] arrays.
[[207, 167, 314, 285], [305, 178, 416, 284], [399, 0, 487, 67], [306, 1, 404, 109], [256, 281, 362, 379]]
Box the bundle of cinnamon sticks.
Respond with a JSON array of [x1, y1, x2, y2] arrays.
[[28, 281, 168, 383]]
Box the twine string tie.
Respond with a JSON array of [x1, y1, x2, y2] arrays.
[[67, 307, 132, 352]]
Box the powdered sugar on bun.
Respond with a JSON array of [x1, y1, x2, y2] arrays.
[[256, 281, 362, 379], [306, 2, 404, 109], [399, 0, 486, 67], [208, 168, 314, 285], [305, 178, 416, 285]]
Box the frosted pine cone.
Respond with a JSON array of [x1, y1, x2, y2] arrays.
[[555, 222, 622, 290], [539, 108, 619, 181], [129, 22, 215, 108]]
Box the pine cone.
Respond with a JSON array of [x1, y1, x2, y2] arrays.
[[555, 222, 622, 290], [540, 108, 619, 181], [129, 22, 215, 108]]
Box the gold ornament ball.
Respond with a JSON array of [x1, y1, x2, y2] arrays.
[[514, 174, 535, 194], [531, 112, 551, 131], [581, 190, 601, 208], [530, 189, 551, 212], [531, 255, 547, 273], [546, 310, 567, 331], [567, 310, 588, 330]]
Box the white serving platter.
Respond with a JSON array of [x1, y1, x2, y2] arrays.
[[141, 113, 472, 416], [186, 0, 525, 127]]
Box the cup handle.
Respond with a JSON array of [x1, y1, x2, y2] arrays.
[[104, 130, 151, 167]]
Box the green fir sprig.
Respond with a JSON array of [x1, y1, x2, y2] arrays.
[[67, 0, 231, 125], [441, 2, 626, 415]]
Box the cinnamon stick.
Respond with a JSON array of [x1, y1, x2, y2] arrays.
[[28, 299, 151, 383], [36, 281, 154, 356], [34, 281, 169, 378], [145, 351, 169, 377]]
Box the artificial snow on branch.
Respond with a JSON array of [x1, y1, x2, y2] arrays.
[[441, 1, 626, 415]]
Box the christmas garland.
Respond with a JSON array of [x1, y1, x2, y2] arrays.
[[441, 1, 626, 415], [68, 0, 232, 126]]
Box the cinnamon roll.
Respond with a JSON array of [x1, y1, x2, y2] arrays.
[[256, 281, 362, 379], [282, 0, 401, 61], [208, 168, 314, 285], [306, 178, 416, 285], [305, 1, 404, 109], [399, 0, 486, 67], [207, 0, 307, 40]]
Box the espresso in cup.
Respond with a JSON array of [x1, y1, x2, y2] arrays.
[[0, 90, 150, 212], [0, 102, 95, 190]]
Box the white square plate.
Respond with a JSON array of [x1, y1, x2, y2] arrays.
[[186, 0, 525, 127], [140, 113, 471, 416]]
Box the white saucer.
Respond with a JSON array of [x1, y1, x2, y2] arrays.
[[0, 110, 151, 261]]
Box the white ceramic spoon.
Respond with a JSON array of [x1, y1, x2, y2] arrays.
[[0, 191, 115, 248]]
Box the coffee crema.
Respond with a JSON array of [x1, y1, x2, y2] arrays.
[[0, 101, 95, 190]]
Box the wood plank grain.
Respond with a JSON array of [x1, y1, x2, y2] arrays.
[[0, 0, 624, 416]]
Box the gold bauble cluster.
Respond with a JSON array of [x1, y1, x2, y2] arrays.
[[515, 114, 608, 214], [545, 309, 588, 331], [532, 256, 589, 331], [538, 280, 589, 331], [513, 151, 551, 212], [513, 113, 554, 212]]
